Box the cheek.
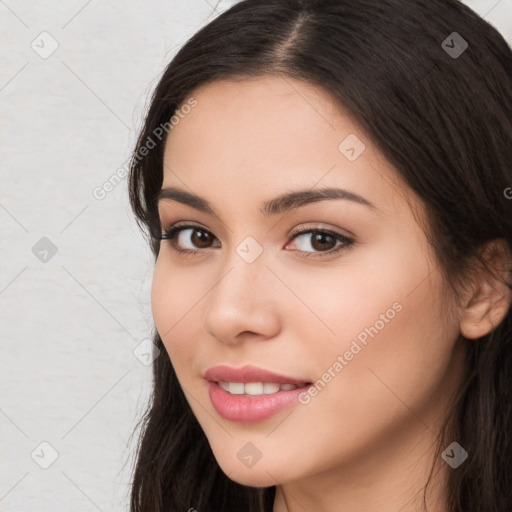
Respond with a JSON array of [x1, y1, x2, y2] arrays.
[[295, 240, 460, 439], [151, 256, 204, 365]]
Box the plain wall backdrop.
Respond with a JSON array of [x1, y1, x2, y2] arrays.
[[1, 1, 511, 510]]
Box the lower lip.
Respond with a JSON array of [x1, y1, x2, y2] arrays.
[[207, 381, 311, 423]]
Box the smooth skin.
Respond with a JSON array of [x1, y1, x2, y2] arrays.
[[151, 76, 511, 512]]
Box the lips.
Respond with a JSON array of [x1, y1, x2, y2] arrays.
[[204, 365, 310, 386], [204, 365, 313, 422]]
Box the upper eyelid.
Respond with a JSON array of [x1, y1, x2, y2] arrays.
[[157, 201, 359, 236], [162, 221, 350, 236]]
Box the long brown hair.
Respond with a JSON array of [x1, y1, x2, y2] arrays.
[[127, 1, 512, 510]]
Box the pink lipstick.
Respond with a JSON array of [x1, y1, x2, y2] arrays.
[[205, 365, 312, 423]]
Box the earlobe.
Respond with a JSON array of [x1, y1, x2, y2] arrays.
[[459, 239, 512, 340], [460, 289, 510, 339]]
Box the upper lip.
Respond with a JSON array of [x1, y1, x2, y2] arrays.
[[204, 365, 311, 386]]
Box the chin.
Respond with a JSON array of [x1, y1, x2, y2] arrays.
[[214, 456, 286, 487], [224, 470, 279, 488]]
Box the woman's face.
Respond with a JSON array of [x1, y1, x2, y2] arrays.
[[152, 75, 466, 488]]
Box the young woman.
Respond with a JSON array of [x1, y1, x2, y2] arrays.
[[127, 1, 512, 510]]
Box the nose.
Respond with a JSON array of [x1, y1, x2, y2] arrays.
[[203, 250, 281, 345]]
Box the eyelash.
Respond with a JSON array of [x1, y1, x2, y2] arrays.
[[157, 223, 355, 258]]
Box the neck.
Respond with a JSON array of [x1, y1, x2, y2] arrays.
[[273, 426, 451, 512]]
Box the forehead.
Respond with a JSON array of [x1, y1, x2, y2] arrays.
[[161, 76, 412, 218], [165, 76, 346, 167]]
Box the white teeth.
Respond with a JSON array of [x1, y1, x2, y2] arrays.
[[218, 381, 300, 395], [280, 383, 297, 391], [263, 383, 280, 394], [244, 382, 263, 395], [228, 382, 245, 395]]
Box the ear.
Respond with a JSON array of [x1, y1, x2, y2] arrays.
[[460, 239, 512, 339]]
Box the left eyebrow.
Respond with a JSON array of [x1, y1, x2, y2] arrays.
[[261, 187, 377, 215], [156, 186, 378, 217]]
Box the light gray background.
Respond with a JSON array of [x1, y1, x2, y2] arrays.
[[1, 1, 511, 510]]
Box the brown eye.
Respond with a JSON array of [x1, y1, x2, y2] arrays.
[[288, 228, 354, 257], [159, 224, 220, 253], [310, 232, 337, 251], [159, 223, 354, 259], [189, 228, 214, 248]]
